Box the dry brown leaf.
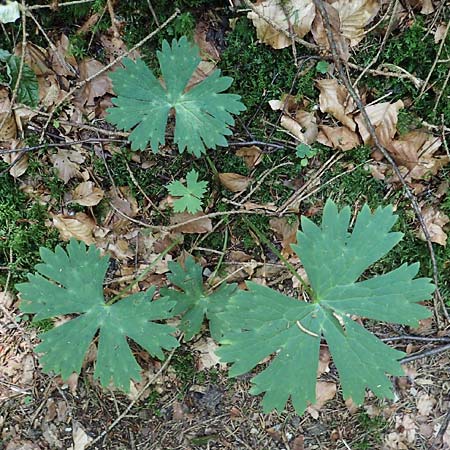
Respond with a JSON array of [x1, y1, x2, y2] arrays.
[[1, 140, 28, 178], [355, 100, 403, 146], [295, 110, 318, 144], [15, 42, 52, 77], [386, 130, 427, 169], [48, 34, 77, 77], [434, 23, 448, 43], [420, 0, 434, 14], [317, 79, 356, 130], [317, 124, 360, 150], [109, 187, 139, 218], [311, 2, 350, 61], [333, 0, 380, 46], [194, 20, 221, 61], [0, 87, 17, 141], [193, 337, 225, 370], [247, 0, 315, 49], [50, 149, 85, 183], [407, 135, 449, 180], [307, 381, 337, 419], [269, 216, 299, 256], [236, 146, 263, 168], [69, 421, 93, 450], [51, 212, 96, 244], [416, 394, 436, 416], [77, 58, 113, 107], [170, 212, 213, 234], [72, 181, 104, 206], [417, 205, 449, 246], [218, 172, 252, 192]]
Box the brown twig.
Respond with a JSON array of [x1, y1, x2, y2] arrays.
[[400, 342, 450, 364], [313, 0, 449, 326]]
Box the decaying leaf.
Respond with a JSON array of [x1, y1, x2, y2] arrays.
[[247, 0, 315, 49], [317, 125, 360, 151], [317, 79, 356, 130], [333, 0, 380, 47], [50, 149, 85, 184], [76, 58, 113, 107], [51, 212, 96, 244], [219, 173, 252, 192], [1, 148, 28, 178], [72, 181, 104, 207], [236, 146, 263, 169], [0, 87, 17, 141], [417, 205, 449, 246], [269, 217, 299, 256], [311, 2, 350, 61], [170, 212, 213, 234], [306, 381, 337, 419], [355, 100, 403, 146]]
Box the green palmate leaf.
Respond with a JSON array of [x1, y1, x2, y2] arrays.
[[106, 36, 245, 156], [217, 200, 434, 415], [167, 169, 208, 214], [161, 257, 236, 341], [17, 240, 179, 390]]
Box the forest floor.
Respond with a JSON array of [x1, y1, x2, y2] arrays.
[[1, 0, 450, 449]]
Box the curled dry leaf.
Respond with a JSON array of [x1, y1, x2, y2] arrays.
[[50, 149, 85, 183], [317, 79, 356, 130], [417, 205, 449, 246], [236, 146, 263, 169], [2, 150, 28, 178], [72, 181, 105, 206], [306, 381, 337, 419], [311, 2, 350, 61], [355, 100, 403, 146], [193, 337, 225, 370], [247, 0, 315, 49], [218, 172, 252, 192], [333, 0, 380, 47], [0, 87, 17, 141], [434, 23, 448, 43], [109, 186, 139, 218], [386, 130, 427, 169], [69, 421, 93, 450], [269, 216, 299, 256], [317, 124, 360, 151], [76, 58, 113, 107], [51, 212, 96, 244], [170, 212, 213, 234]]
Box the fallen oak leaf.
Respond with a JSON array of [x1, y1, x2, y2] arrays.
[[170, 212, 213, 234], [333, 0, 380, 47], [72, 181, 104, 207], [317, 79, 356, 131], [269, 216, 299, 256], [51, 212, 96, 244], [247, 0, 316, 50], [50, 149, 85, 184], [317, 125, 360, 151], [355, 100, 403, 146], [236, 146, 263, 169], [218, 173, 252, 192], [417, 205, 449, 246]]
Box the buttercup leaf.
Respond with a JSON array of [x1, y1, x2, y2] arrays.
[[17, 240, 179, 390], [167, 169, 208, 214], [217, 200, 434, 414], [161, 257, 236, 341], [106, 37, 245, 156]]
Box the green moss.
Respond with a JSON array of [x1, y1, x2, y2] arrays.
[[0, 168, 59, 286]]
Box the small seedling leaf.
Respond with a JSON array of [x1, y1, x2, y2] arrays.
[[167, 169, 207, 214]]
